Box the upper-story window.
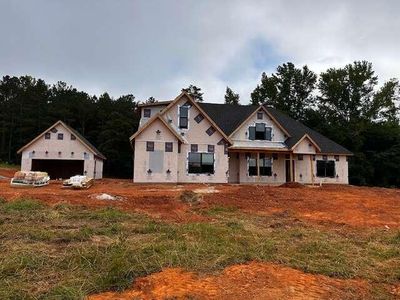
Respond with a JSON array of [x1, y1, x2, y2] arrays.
[[143, 108, 151, 118], [45, 132, 51, 140], [249, 123, 272, 141], [257, 112, 263, 120], [71, 134, 76, 140], [57, 133, 64, 140], [179, 106, 189, 129]]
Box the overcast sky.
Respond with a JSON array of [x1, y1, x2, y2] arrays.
[[0, 0, 399, 103]]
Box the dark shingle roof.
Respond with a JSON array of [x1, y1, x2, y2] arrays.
[[63, 122, 107, 160], [198, 103, 258, 136], [198, 102, 352, 155]]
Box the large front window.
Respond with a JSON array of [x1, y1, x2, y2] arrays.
[[249, 123, 272, 140], [248, 154, 272, 176], [316, 160, 335, 178], [188, 152, 214, 174], [179, 106, 189, 129]]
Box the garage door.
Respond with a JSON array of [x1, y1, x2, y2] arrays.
[[31, 159, 84, 179]]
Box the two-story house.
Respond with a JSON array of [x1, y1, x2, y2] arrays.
[[130, 92, 352, 184]]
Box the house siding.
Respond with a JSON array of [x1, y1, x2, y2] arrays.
[[20, 123, 103, 178]]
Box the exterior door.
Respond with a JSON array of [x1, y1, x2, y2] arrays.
[[285, 160, 291, 182], [285, 159, 295, 182]]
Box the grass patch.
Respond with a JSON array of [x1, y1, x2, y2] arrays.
[[3, 198, 44, 212], [0, 197, 397, 299]]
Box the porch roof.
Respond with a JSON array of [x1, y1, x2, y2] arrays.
[[229, 140, 288, 151]]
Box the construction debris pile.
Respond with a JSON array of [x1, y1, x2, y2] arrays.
[[63, 175, 94, 189], [10, 171, 50, 187]]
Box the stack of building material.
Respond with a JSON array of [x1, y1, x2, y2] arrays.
[[62, 175, 94, 189], [10, 171, 50, 187]]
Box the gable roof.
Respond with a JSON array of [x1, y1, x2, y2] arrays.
[[197, 102, 352, 155], [160, 92, 232, 144], [129, 113, 186, 143], [17, 120, 106, 160], [264, 106, 352, 155]]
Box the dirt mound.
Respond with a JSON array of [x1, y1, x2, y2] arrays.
[[0, 167, 18, 178], [88, 262, 372, 300], [279, 182, 306, 188]]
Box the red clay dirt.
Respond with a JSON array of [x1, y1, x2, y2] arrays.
[[88, 261, 374, 300], [0, 167, 399, 226]]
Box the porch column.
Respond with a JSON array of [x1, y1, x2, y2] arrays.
[[290, 153, 294, 182], [257, 152, 260, 182]]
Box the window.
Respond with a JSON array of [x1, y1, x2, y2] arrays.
[[316, 160, 335, 178], [206, 126, 216, 136], [249, 123, 272, 140], [57, 133, 63, 140], [179, 106, 189, 129], [146, 141, 154, 152], [257, 112, 263, 120], [334, 155, 340, 161], [188, 152, 214, 174], [45, 132, 50, 140], [298, 154, 303, 161], [259, 154, 272, 176], [50, 128, 57, 133], [208, 145, 215, 153], [194, 114, 204, 123], [165, 142, 173, 152], [191, 144, 198, 152], [248, 156, 257, 176], [143, 108, 151, 118], [71, 134, 76, 140]]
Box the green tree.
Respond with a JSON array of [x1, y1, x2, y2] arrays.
[[251, 62, 317, 120], [224, 86, 240, 105], [146, 96, 156, 104], [181, 85, 203, 102]]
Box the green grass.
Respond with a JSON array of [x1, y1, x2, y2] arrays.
[[0, 198, 398, 299], [0, 162, 19, 169]]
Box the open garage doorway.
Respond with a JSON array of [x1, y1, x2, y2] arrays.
[[31, 159, 84, 179]]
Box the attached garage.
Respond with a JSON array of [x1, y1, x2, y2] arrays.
[[31, 159, 84, 179], [17, 120, 106, 179]]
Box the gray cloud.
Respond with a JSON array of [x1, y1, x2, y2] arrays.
[[0, 0, 399, 103]]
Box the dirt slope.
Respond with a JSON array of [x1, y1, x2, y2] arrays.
[[89, 262, 376, 300]]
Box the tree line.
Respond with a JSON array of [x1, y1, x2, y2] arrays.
[[0, 60, 399, 185]]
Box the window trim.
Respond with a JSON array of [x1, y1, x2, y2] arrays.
[[316, 160, 335, 178], [188, 152, 215, 175], [146, 141, 155, 152], [190, 144, 198, 152], [165, 142, 173, 152], [143, 108, 151, 118], [247, 154, 273, 177], [178, 105, 189, 129], [248, 123, 272, 141]]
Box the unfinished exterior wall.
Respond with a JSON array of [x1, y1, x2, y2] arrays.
[[234, 152, 287, 184], [230, 109, 286, 143], [139, 104, 169, 127], [134, 119, 179, 183], [20, 123, 104, 178]]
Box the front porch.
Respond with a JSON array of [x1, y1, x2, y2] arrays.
[[227, 149, 316, 185]]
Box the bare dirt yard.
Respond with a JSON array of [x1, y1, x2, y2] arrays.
[[0, 167, 399, 299]]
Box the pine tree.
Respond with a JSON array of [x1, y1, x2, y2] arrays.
[[224, 87, 240, 105]]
